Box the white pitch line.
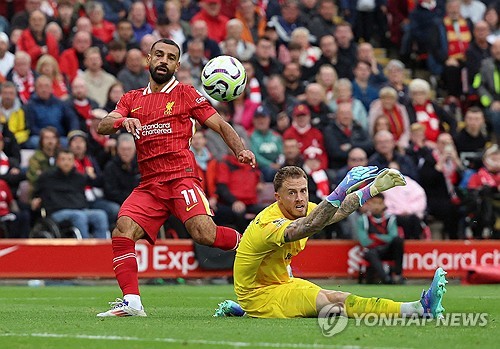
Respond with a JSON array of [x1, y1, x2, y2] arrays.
[[0, 332, 412, 349]]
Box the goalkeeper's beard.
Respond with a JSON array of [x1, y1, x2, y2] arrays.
[[150, 65, 174, 84]]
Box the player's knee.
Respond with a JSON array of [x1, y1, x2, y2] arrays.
[[112, 216, 143, 241], [325, 291, 351, 305]]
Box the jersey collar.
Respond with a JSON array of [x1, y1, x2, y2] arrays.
[[143, 76, 179, 95]]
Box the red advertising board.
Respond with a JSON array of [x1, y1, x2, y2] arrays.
[[0, 239, 498, 279]]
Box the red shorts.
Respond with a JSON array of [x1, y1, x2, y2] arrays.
[[118, 177, 213, 244]]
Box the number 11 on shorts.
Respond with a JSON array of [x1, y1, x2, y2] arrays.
[[181, 189, 198, 206]]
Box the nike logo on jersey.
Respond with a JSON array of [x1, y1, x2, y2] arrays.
[[131, 107, 142, 113], [186, 203, 199, 212]]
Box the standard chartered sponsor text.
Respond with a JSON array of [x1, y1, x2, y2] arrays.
[[142, 123, 173, 136]]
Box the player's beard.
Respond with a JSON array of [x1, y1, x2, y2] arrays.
[[150, 64, 174, 84]]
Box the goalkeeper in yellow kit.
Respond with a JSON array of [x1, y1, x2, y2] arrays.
[[215, 165, 448, 319]]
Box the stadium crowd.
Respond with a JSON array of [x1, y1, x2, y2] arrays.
[[0, 0, 498, 241]]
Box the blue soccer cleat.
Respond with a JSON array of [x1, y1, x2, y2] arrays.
[[213, 300, 246, 317], [420, 267, 448, 319]]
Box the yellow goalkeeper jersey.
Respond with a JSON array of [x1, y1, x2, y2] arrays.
[[233, 201, 317, 296]]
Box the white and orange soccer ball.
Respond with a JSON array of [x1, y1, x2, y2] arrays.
[[201, 55, 247, 102]]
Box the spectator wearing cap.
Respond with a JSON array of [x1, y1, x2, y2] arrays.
[[17, 10, 60, 70], [283, 104, 329, 170], [323, 101, 373, 169], [191, 0, 229, 43], [68, 129, 120, 228], [0, 32, 14, 81], [235, 0, 267, 45], [0, 81, 29, 147], [25, 75, 79, 149], [250, 106, 283, 182]]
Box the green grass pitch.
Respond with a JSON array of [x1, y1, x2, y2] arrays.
[[0, 283, 498, 349]]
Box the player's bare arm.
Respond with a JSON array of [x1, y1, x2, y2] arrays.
[[97, 111, 142, 138], [284, 200, 339, 242], [204, 113, 256, 167], [283, 168, 406, 243]]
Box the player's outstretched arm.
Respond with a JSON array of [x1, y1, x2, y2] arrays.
[[97, 111, 142, 138], [284, 200, 340, 242], [284, 166, 379, 242], [205, 113, 256, 167]]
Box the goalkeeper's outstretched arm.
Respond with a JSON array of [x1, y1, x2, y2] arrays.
[[283, 168, 406, 242]]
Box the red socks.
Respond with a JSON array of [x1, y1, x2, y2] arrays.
[[213, 226, 242, 250], [112, 237, 140, 296]]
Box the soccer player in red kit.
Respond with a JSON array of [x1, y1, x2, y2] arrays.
[[96, 39, 256, 317]]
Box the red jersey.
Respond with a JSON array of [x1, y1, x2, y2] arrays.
[[0, 179, 13, 217], [113, 77, 216, 183]]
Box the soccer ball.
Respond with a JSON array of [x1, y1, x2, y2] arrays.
[[201, 55, 247, 102]]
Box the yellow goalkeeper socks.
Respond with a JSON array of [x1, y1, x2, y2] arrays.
[[344, 294, 402, 318]]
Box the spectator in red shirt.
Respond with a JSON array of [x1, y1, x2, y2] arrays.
[[214, 152, 265, 233], [59, 30, 92, 83], [17, 10, 60, 69], [191, 0, 229, 43], [86, 1, 116, 44], [283, 104, 329, 170]]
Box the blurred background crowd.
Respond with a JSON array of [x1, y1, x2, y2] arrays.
[[0, 0, 498, 241]]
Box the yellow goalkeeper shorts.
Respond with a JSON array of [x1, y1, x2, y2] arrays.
[[238, 278, 321, 318]]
